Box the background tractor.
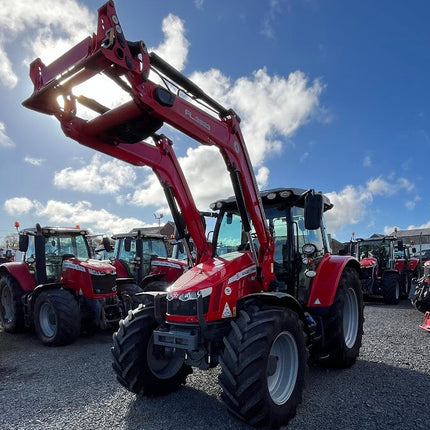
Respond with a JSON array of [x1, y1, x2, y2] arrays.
[[354, 236, 418, 304], [0, 224, 141, 346], [108, 229, 187, 292]]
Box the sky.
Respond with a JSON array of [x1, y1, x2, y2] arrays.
[[1, 0, 430, 246]]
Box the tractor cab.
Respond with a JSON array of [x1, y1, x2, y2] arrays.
[[19, 225, 93, 284], [211, 187, 333, 304], [110, 229, 187, 288]]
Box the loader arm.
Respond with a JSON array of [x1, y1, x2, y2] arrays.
[[23, 0, 275, 286]]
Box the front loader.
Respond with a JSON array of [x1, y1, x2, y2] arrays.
[[23, 1, 364, 427]]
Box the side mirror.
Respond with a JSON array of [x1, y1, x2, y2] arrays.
[[19, 235, 29, 252], [102, 236, 112, 253], [124, 237, 132, 252], [5, 250, 12, 258], [304, 192, 323, 230]]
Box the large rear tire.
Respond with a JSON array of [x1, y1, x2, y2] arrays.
[[0, 274, 25, 332], [381, 273, 400, 305], [219, 303, 306, 428], [111, 305, 191, 395], [318, 267, 364, 368], [34, 289, 81, 346]]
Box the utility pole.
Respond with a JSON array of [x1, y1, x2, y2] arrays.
[[154, 213, 164, 227]]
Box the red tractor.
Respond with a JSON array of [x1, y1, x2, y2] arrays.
[[354, 236, 418, 304], [0, 225, 140, 346], [23, 2, 364, 426], [108, 229, 187, 291]]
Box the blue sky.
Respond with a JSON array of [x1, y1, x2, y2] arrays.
[[0, 0, 429, 246]]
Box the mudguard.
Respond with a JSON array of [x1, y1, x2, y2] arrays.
[[307, 254, 360, 308], [0, 262, 36, 291]]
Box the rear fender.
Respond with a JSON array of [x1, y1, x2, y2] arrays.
[[0, 262, 36, 291], [307, 254, 360, 308], [24, 282, 70, 322]]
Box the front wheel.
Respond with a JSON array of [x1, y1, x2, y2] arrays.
[[219, 304, 306, 428], [34, 289, 81, 346], [111, 305, 191, 395], [317, 267, 364, 368], [0, 274, 25, 332]]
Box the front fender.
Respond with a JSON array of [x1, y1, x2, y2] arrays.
[[238, 291, 305, 321], [307, 254, 360, 308]]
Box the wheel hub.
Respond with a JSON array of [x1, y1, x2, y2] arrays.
[[267, 331, 299, 405]]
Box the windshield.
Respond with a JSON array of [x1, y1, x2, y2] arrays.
[[215, 205, 325, 260], [358, 240, 389, 260], [44, 234, 90, 260]]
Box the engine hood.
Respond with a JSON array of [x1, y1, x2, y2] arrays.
[[168, 251, 256, 296], [63, 258, 116, 275], [360, 257, 378, 268]]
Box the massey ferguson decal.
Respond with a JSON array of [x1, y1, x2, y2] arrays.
[[151, 260, 183, 270], [227, 265, 256, 285], [62, 261, 86, 272]]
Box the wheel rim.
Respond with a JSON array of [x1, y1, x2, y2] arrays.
[[1, 286, 13, 322], [343, 287, 359, 348], [147, 334, 184, 379], [39, 302, 57, 338], [267, 331, 299, 405], [395, 281, 400, 300]]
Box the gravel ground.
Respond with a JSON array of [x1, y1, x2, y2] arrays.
[[0, 300, 428, 430]]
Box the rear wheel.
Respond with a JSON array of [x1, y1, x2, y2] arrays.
[[0, 274, 25, 332], [219, 303, 306, 428], [318, 267, 364, 368], [34, 289, 81, 346], [111, 305, 191, 395], [381, 273, 400, 304]]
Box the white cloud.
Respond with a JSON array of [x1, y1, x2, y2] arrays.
[[38, 200, 145, 233], [24, 156, 44, 166], [0, 122, 15, 148], [363, 155, 371, 167], [0, 0, 95, 88], [54, 154, 137, 194], [405, 200, 416, 210], [325, 175, 416, 235], [190, 67, 324, 168], [4, 197, 36, 215], [4, 197, 147, 234], [152, 14, 189, 72], [261, 0, 283, 39]]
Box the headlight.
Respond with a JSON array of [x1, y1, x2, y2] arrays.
[[302, 243, 317, 256], [167, 286, 212, 301]]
